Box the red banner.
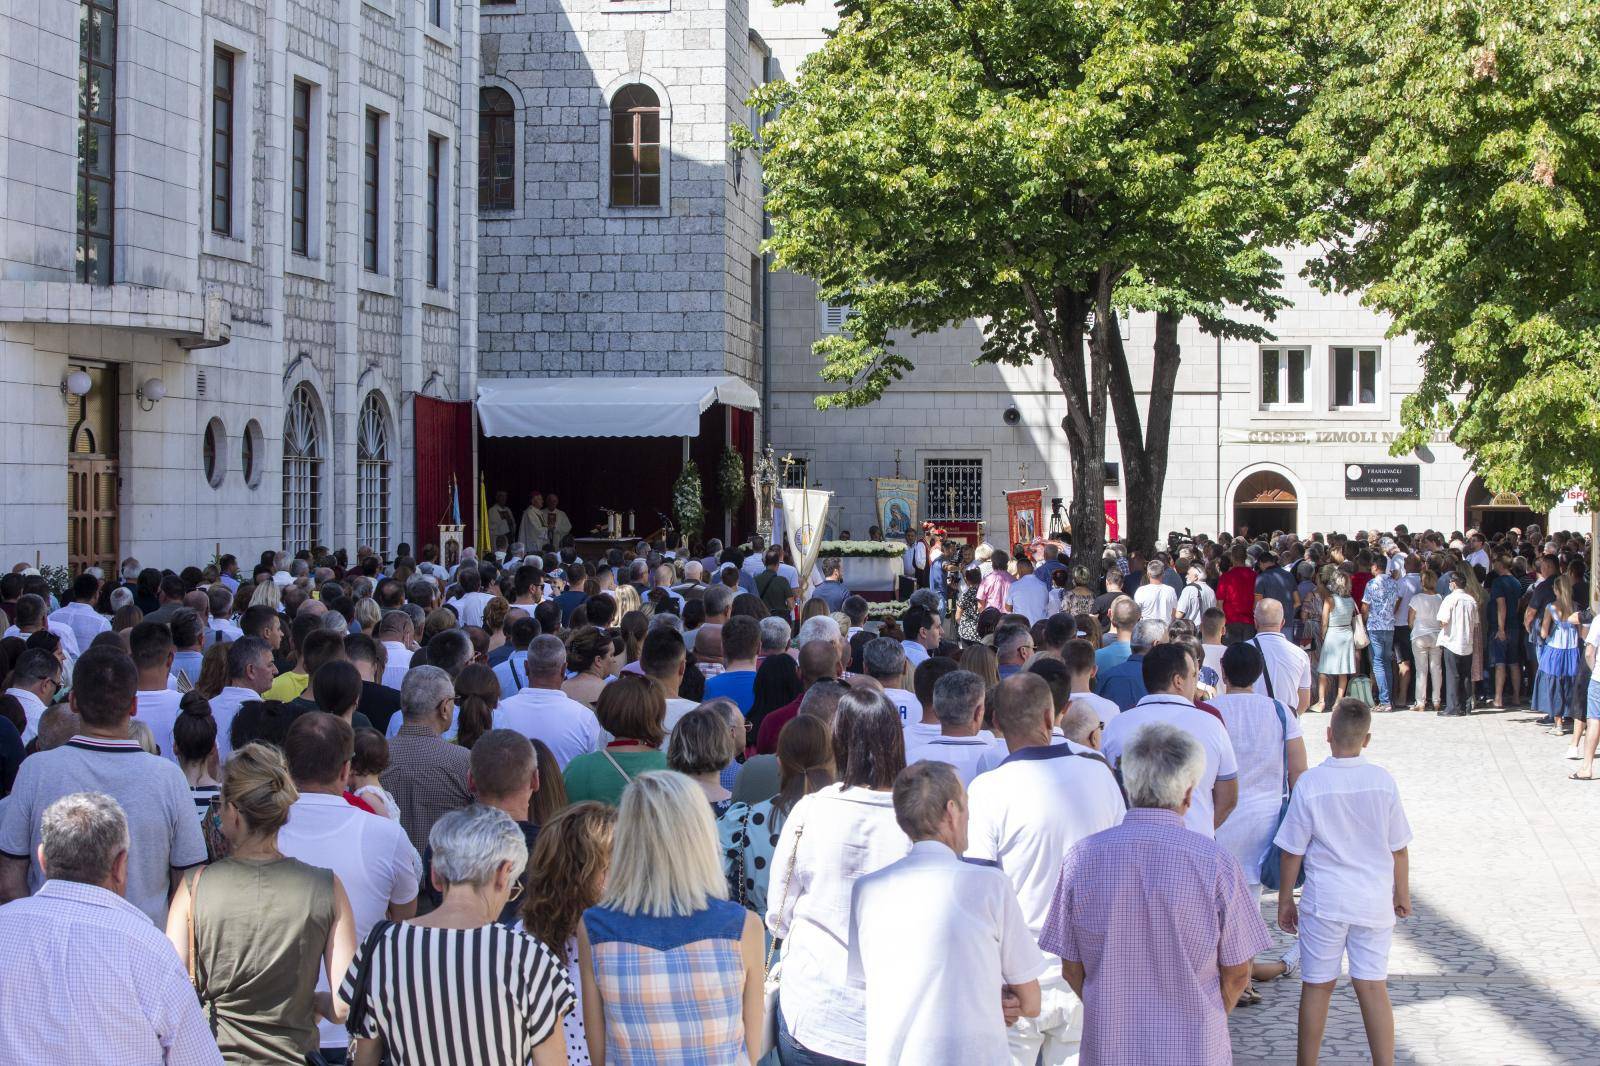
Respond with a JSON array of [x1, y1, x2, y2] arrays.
[[1104, 499, 1120, 542], [414, 396, 474, 557]]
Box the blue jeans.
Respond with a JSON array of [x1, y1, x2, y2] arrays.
[[777, 1007, 862, 1066], [1369, 628, 1395, 705]]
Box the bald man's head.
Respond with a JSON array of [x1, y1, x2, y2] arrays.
[[798, 639, 841, 685], [1253, 598, 1284, 632]]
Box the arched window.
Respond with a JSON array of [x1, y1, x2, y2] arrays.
[[282, 383, 323, 552], [609, 84, 660, 207], [479, 87, 515, 211], [357, 392, 391, 556]]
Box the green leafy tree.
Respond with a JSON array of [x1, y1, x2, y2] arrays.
[[1295, 0, 1600, 508], [742, 0, 1318, 564]]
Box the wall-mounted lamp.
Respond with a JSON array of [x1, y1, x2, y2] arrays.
[[137, 377, 167, 411], [60, 369, 92, 401]]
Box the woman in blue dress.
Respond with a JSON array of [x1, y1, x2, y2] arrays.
[[1534, 576, 1580, 725]]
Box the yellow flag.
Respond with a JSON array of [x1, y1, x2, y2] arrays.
[[477, 473, 493, 555]]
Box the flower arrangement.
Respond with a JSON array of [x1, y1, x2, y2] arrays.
[[718, 447, 746, 512], [818, 540, 904, 558], [672, 463, 706, 543], [865, 600, 910, 620]]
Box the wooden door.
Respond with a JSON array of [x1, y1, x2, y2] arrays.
[[68, 457, 119, 576]]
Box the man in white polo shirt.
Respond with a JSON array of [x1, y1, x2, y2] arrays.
[[1248, 599, 1313, 715], [909, 670, 995, 786], [1064, 639, 1121, 728], [1133, 560, 1178, 622], [208, 636, 276, 761], [494, 635, 601, 768], [277, 711, 419, 1060], [863, 637, 922, 724], [966, 672, 1126, 1066], [849, 760, 1043, 1066], [1101, 643, 1238, 838]]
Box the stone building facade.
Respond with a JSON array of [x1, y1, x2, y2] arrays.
[[476, 0, 767, 385], [1, 0, 479, 571]]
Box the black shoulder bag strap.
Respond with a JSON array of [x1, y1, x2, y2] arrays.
[[1251, 637, 1275, 701], [344, 919, 394, 1040]]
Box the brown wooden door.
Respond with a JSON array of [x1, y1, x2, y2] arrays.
[[68, 457, 119, 576]]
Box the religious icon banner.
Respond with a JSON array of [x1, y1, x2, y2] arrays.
[[874, 478, 919, 539], [1006, 488, 1044, 552]]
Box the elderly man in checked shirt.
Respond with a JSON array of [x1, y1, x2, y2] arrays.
[[0, 792, 220, 1065], [1039, 721, 1270, 1065]]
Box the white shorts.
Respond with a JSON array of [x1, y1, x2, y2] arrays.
[[1298, 911, 1393, 983]]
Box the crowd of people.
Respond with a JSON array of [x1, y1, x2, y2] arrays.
[[0, 517, 1572, 1063]]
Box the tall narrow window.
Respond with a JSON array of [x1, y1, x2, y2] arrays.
[[426, 134, 442, 288], [1330, 347, 1381, 410], [211, 48, 235, 235], [749, 254, 763, 323], [363, 109, 381, 273], [77, 0, 117, 283], [1259, 346, 1309, 410], [282, 384, 323, 553], [609, 85, 660, 207], [290, 80, 311, 256], [357, 393, 391, 556], [429, 0, 443, 29], [478, 88, 515, 210]]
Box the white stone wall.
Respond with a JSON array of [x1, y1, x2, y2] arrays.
[[0, 0, 477, 569], [478, 0, 762, 382]]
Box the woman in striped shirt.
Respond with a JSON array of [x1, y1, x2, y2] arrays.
[[339, 804, 573, 1065]]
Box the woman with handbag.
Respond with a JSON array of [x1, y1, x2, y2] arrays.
[[1317, 569, 1359, 712], [765, 689, 911, 1066], [338, 804, 574, 1065], [166, 743, 358, 1065], [577, 770, 765, 1064], [563, 675, 669, 805], [718, 714, 836, 916]]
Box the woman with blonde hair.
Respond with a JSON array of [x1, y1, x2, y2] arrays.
[[613, 584, 642, 621], [249, 580, 282, 613], [520, 802, 619, 1066], [959, 643, 1000, 690], [167, 742, 357, 1063], [482, 595, 512, 656], [577, 771, 765, 1065], [353, 597, 382, 636]]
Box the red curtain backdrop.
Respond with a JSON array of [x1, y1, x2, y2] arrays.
[[414, 396, 474, 555]]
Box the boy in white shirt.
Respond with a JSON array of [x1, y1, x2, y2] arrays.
[[1275, 697, 1412, 1066]]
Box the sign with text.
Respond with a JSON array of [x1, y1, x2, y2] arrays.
[[1344, 463, 1420, 500]]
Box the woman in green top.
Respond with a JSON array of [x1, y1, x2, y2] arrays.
[[167, 741, 357, 1064], [563, 674, 668, 806]]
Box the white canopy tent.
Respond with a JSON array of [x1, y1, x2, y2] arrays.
[[476, 375, 760, 438]]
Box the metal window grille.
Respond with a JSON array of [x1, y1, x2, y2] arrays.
[[925, 458, 983, 522], [426, 135, 442, 288], [363, 110, 381, 272], [282, 384, 323, 552], [291, 80, 311, 255], [479, 88, 515, 210], [781, 458, 808, 488], [76, 0, 117, 283], [356, 394, 390, 556], [211, 48, 234, 235]]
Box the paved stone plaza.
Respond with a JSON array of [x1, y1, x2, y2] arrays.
[[1229, 706, 1600, 1064]]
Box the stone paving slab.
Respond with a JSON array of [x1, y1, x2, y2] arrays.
[[1227, 706, 1600, 1064]]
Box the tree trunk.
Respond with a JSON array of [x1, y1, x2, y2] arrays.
[[1107, 309, 1182, 557]]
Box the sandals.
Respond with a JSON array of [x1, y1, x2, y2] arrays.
[[1238, 983, 1262, 1006], [1569, 771, 1595, 781]]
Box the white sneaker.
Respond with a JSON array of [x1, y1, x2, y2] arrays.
[[1280, 942, 1300, 980]]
